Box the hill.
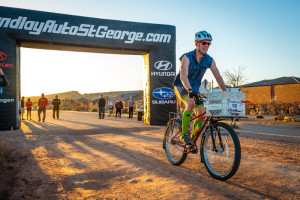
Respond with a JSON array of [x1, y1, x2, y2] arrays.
[[26, 90, 143, 102]]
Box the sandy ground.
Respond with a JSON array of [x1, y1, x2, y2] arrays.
[[0, 111, 299, 200]]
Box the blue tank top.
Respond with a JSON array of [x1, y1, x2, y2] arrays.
[[173, 50, 213, 92]]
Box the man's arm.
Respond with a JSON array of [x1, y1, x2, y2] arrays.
[[0, 68, 9, 86], [210, 60, 227, 91], [179, 56, 192, 90]]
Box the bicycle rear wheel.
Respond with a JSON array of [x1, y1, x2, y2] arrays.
[[201, 122, 241, 181], [163, 118, 187, 166]]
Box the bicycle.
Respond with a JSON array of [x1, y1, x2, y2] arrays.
[[163, 96, 241, 181]]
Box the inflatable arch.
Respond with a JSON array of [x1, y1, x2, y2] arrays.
[[0, 6, 176, 130]]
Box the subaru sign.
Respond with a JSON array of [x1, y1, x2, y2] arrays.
[[152, 87, 175, 99]]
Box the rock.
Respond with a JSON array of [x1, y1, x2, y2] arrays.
[[145, 179, 153, 182], [124, 176, 131, 180], [129, 180, 138, 184]]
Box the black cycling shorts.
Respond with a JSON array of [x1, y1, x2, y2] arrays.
[[174, 86, 204, 108]]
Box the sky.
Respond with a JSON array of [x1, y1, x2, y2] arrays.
[[1, 0, 299, 96]]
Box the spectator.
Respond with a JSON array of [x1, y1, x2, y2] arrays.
[[128, 96, 135, 118], [0, 68, 9, 87], [115, 99, 123, 118], [21, 96, 25, 120], [98, 95, 106, 119], [108, 98, 114, 117], [38, 93, 48, 122], [25, 98, 33, 120], [52, 95, 61, 119]]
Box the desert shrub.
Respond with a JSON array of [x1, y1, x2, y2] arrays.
[[90, 107, 98, 112]]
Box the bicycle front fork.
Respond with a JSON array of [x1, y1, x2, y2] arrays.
[[209, 123, 224, 152]]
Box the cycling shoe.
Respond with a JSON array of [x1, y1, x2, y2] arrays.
[[180, 133, 193, 144]]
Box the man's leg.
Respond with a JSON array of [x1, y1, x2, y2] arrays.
[[191, 106, 205, 139], [130, 107, 133, 118], [53, 108, 55, 119], [43, 107, 46, 122], [101, 107, 105, 119], [191, 97, 205, 138], [99, 108, 101, 119], [174, 86, 194, 144], [21, 108, 24, 119], [38, 108, 41, 121], [57, 109, 59, 119]]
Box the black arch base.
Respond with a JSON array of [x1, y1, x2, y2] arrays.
[[0, 6, 176, 130]]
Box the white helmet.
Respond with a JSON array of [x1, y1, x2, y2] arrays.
[[194, 31, 213, 42]]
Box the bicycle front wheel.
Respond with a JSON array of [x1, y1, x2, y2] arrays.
[[201, 122, 241, 181], [163, 118, 187, 166]]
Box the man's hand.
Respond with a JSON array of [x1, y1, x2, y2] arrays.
[[188, 89, 197, 98], [0, 68, 3, 75]]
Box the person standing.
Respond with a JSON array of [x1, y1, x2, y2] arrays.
[[25, 98, 33, 120], [115, 99, 123, 118], [0, 68, 9, 87], [52, 95, 61, 119], [128, 96, 135, 118], [98, 95, 106, 119], [108, 98, 114, 117], [21, 96, 25, 120], [38, 93, 48, 122]]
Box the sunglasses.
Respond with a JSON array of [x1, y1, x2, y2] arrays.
[[200, 42, 211, 46]]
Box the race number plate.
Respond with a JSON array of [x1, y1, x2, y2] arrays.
[[228, 100, 242, 113]]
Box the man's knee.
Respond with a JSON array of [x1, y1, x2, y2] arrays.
[[185, 98, 195, 110]]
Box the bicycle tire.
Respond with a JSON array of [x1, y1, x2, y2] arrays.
[[200, 122, 241, 181], [163, 118, 187, 166]]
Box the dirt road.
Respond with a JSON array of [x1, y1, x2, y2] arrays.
[[0, 111, 299, 199]]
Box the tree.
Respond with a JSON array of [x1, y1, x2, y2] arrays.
[[222, 66, 247, 87]]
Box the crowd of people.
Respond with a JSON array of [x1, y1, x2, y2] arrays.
[[19, 93, 135, 122], [20, 93, 61, 122], [97, 95, 135, 119]]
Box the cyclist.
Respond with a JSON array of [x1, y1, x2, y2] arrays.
[[173, 30, 227, 151]]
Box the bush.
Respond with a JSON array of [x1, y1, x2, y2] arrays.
[[90, 107, 98, 112]]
